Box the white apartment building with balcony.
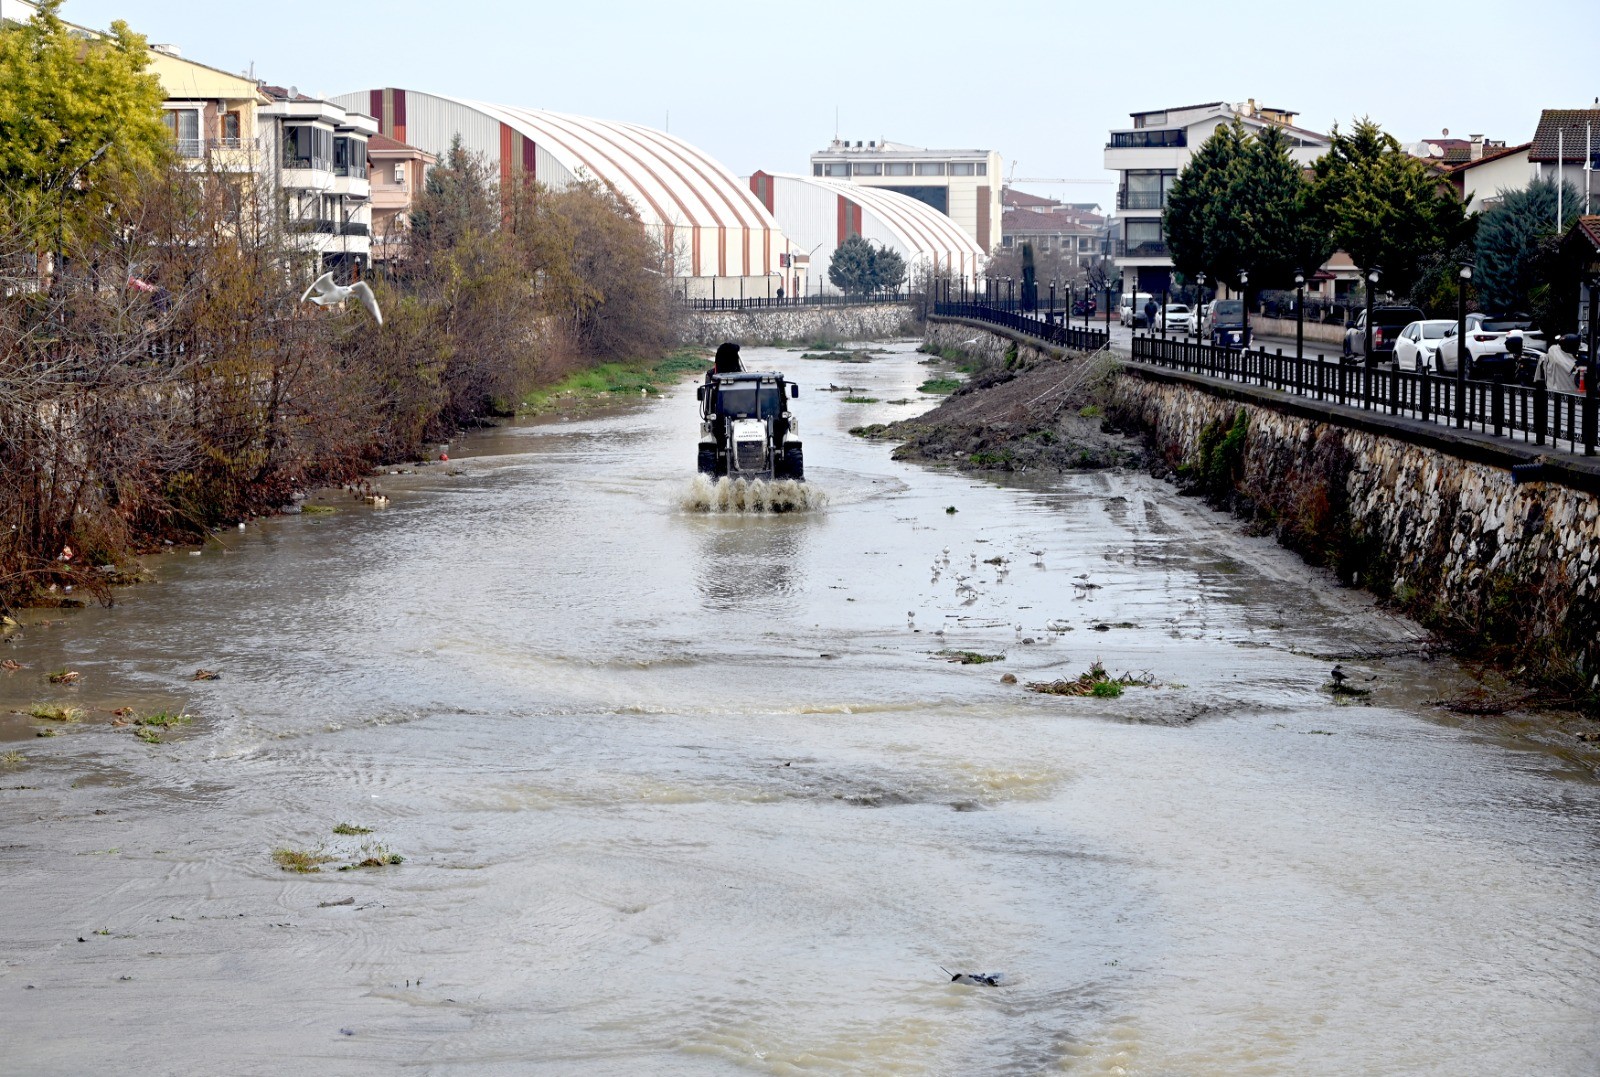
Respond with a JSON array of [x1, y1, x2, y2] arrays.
[[808, 139, 1003, 255], [259, 91, 377, 278], [1104, 100, 1329, 296]]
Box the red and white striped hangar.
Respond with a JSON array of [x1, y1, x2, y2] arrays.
[[333, 87, 796, 299], [748, 171, 987, 296]]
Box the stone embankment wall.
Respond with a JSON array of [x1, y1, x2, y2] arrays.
[[681, 304, 919, 346], [1112, 370, 1600, 687]]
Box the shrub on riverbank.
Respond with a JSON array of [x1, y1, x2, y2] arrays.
[[0, 125, 675, 611]]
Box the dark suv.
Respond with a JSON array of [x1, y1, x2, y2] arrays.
[[1343, 306, 1425, 364]]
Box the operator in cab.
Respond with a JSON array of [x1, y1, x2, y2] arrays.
[[714, 341, 744, 374]]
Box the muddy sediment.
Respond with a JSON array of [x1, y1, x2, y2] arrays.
[[861, 342, 1144, 473]]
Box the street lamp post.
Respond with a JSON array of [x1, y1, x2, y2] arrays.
[[1456, 264, 1473, 429], [1196, 272, 1206, 340], [1293, 271, 1306, 360], [1239, 270, 1250, 350], [1364, 267, 1381, 368]]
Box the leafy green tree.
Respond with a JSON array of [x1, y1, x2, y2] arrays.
[[1308, 118, 1472, 301], [828, 233, 905, 294], [0, 0, 170, 249], [1474, 178, 1580, 314]]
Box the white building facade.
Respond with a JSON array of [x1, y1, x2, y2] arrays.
[[1104, 100, 1329, 296], [260, 95, 376, 278], [807, 140, 1003, 255]]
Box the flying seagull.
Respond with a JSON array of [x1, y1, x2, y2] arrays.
[[300, 272, 383, 326]]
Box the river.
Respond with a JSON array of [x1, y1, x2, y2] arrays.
[[3, 341, 1598, 1075]]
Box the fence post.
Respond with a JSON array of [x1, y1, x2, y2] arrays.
[[1492, 378, 1504, 438], [1534, 380, 1547, 446], [1420, 371, 1431, 424]]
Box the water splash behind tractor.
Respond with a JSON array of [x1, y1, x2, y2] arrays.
[[681, 475, 827, 514]]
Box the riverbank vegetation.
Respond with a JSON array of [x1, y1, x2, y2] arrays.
[[0, 4, 677, 614]]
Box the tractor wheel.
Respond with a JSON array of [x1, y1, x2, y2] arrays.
[[696, 446, 717, 476], [782, 444, 804, 481]]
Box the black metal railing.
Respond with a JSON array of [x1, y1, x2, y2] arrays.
[[684, 291, 912, 311], [1116, 189, 1167, 211], [934, 302, 1110, 353], [1110, 239, 1170, 258], [1130, 334, 1598, 457]]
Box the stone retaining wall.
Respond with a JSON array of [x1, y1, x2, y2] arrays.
[[1254, 314, 1346, 348], [1112, 370, 1600, 687], [680, 304, 919, 346]]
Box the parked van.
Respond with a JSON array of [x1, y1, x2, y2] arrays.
[[1118, 292, 1154, 328]]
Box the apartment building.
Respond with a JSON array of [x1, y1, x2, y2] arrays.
[[1104, 100, 1329, 295], [808, 139, 1003, 254], [366, 134, 436, 264], [259, 89, 378, 279]]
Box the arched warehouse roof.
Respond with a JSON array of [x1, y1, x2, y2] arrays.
[[748, 171, 987, 290], [332, 87, 790, 279]]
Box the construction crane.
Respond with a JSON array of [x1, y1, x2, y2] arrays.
[[1009, 177, 1104, 185]]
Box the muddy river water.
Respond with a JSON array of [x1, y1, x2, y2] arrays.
[[3, 342, 1599, 1075]]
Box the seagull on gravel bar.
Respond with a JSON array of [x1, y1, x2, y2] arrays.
[[300, 272, 383, 326], [1330, 664, 1348, 686]]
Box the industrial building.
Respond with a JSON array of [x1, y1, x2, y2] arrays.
[[331, 88, 795, 298], [806, 139, 1003, 254], [748, 172, 985, 295]]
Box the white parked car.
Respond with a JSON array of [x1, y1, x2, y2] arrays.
[[1390, 319, 1457, 371], [1434, 314, 1546, 376], [1161, 303, 1193, 333]]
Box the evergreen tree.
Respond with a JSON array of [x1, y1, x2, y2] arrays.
[[1308, 118, 1472, 300], [1474, 178, 1580, 314], [828, 234, 905, 294]]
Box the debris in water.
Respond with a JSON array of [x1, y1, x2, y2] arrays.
[[192, 669, 220, 681], [940, 966, 1003, 986], [318, 897, 356, 908], [680, 475, 826, 514]]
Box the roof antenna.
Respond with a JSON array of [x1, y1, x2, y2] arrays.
[[834, 106, 839, 141]]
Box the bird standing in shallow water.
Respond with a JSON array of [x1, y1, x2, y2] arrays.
[[1330, 664, 1347, 686]]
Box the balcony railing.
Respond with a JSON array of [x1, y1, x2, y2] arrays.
[[1116, 189, 1167, 211], [174, 136, 261, 161], [1111, 239, 1170, 259], [285, 219, 371, 237], [1107, 129, 1187, 149]]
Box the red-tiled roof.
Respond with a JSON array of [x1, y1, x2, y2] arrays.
[[1575, 216, 1600, 251], [1444, 142, 1532, 173], [1530, 109, 1600, 162], [1002, 207, 1101, 234], [1003, 187, 1061, 209], [368, 133, 423, 153]]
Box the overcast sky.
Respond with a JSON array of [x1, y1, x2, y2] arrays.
[[60, 0, 1600, 209]]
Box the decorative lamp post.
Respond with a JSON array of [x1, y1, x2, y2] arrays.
[[1239, 270, 1250, 350], [1196, 272, 1206, 340], [1457, 263, 1472, 428], [1294, 270, 1306, 360], [1364, 267, 1381, 367]]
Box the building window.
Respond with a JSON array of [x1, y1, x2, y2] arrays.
[[163, 109, 201, 157], [853, 163, 882, 176], [222, 111, 241, 145], [333, 136, 367, 178], [813, 164, 823, 176], [283, 124, 334, 170], [1107, 129, 1186, 149], [1002, 235, 1014, 248], [823, 163, 850, 177], [885, 162, 913, 176], [949, 162, 976, 176], [975, 163, 987, 176], [394, 162, 406, 185], [1038, 237, 1050, 250], [915, 162, 945, 176]]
